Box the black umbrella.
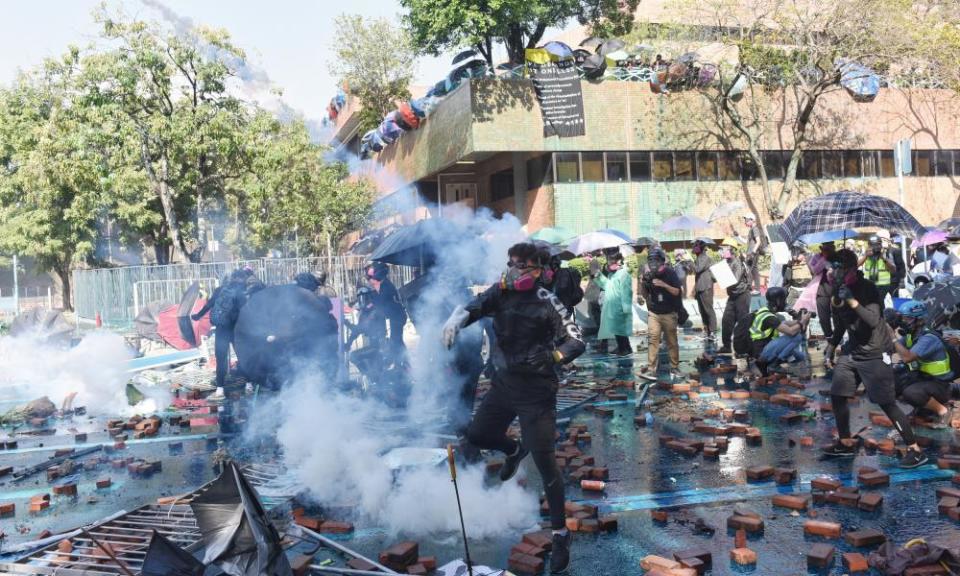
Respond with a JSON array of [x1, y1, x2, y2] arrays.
[[451, 49, 478, 65], [579, 36, 603, 51], [913, 277, 960, 328], [369, 218, 470, 267], [573, 49, 593, 64], [176, 282, 201, 347], [598, 39, 626, 57], [141, 530, 205, 576], [190, 462, 293, 576], [531, 239, 575, 260], [938, 217, 960, 230], [581, 53, 607, 79], [634, 236, 658, 248], [779, 191, 925, 246]]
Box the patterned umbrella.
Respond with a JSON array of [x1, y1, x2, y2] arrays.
[[779, 191, 925, 246], [913, 277, 960, 327], [938, 217, 960, 230]]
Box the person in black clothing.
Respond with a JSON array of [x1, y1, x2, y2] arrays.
[[193, 270, 248, 389], [543, 254, 584, 318], [442, 242, 585, 574], [692, 239, 717, 341], [822, 249, 927, 468], [639, 248, 683, 379], [365, 262, 407, 354], [718, 243, 751, 354]]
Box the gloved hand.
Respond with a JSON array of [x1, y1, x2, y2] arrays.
[[837, 285, 854, 303], [441, 306, 470, 349], [191, 313, 202, 322]]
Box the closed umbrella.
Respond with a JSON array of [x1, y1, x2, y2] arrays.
[[914, 277, 960, 327], [779, 191, 925, 246], [919, 229, 949, 247], [707, 201, 745, 222], [661, 214, 709, 232], [567, 231, 629, 255]]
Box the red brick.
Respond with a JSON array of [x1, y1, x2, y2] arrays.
[[294, 516, 323, 531], [804, 520, 841, 539], [734, 528, 746, 548], [845, 529, 886, 548], [858, 471, 890, 487], [509, 552, 544, 575], [407, 563, 428, 575], [745, 466, 774, 481], [772, 494, 808, 511], [0, 502, 14, 518], [599, 515, 618, 532], [417, 556, 438, 570], [290, 554, 314, 576], [640, 555, 681, 571], [320, 521, 354, 534], [522, 531, 552, 551], [96, 478, 112, 489], [904, 565, 949, 575], [858, 492, 884, 511], [651, 509, 668, 522], [774, 467, 798, 485], [727, 514, 764, 533], [937, 496, 959, 515], [870, 411, 894, 427], [811, 477, 842, 491], [843, 552, 869, 573], [346, 558, 378, 571], [807, 543, 835, 568]]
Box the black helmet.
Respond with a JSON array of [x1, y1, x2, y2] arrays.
[[366, 262, 389, 281], [294, 272, 320, 292], [647, 247, 667, 265], [766, 286, 788, 312]]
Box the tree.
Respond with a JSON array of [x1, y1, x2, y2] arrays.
[[329, 15, 417, 134], [401, 0, 640, 67], [0, 49, 107, 310], [240, 113, 375, 256], [666, 0, 957, 221], [83, 9, 254, 264]]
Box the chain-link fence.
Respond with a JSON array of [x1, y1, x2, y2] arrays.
[[72, 256, 416, 329]]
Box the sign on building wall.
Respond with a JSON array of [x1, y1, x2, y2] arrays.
[[525, 49, 586, 138]]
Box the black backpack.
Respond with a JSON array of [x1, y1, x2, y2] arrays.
[[732, 311, 758, 355], [210, 283, 243, 327]]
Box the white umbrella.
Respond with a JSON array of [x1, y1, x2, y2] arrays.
[[661, 215, 709, 232], [707, 201, 745, 222], [567, 231, 629, 255]]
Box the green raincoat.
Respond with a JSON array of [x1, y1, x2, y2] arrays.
[[594, 268, 633, 339]]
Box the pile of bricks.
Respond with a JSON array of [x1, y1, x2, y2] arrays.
[[292, 509, 356, 534], [52, 481, 78, 497], [810, 475, 884, 512], [377, 541, 429, 573], [509, 531, 552, 575], [559, 501, 617, 533], [126, 459, 162, 477], [29, 494, 50, 513]]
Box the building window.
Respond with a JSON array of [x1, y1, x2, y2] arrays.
[[652, 151, 673, 181], [606, 152, 627, 182], [741, 153, 759, 181], [879, 150, 896, 177], [861, 151, 878, 178], [821, 151, 842, 179], [674, 152, 696, 181], [934, 150, 952, 176], [526, 154, 552, 190], [629, 152, 651, 181], [953, 150, 960, 177], [697, 151, 718, 180], [762, 150, 784, 180], [913, 150, 933, 176], [718, 152, 740, 180], [799, 151, 822, 179], [490, 168, 514, 202], [555, 153, 579, 183], [582, 152, 604, 182]]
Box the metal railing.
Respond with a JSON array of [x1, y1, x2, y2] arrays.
[[72, 256, 416, 328]]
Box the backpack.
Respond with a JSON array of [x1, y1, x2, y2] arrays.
[[732, 311, 758, 356], [210, 283, 243, 327]]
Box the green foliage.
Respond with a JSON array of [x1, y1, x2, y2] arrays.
[[330, 15, 416, 134], [401, 0, 620, 65]]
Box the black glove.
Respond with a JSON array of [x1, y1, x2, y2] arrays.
[[191, 313, 202, 321], [837, 285, 854, 302]]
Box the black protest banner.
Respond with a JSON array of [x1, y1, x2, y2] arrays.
[[526, 49, 586, 138]]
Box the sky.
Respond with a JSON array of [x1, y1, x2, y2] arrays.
[[0, 0, 455, 125]]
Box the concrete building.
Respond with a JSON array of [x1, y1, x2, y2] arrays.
[[329, 33, 960, 240]]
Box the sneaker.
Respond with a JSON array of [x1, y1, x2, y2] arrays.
[[550, 530, 571, 573], [821, 440, 856, 457], [499, 443, 529, 482], [899, 448, 928, 469]]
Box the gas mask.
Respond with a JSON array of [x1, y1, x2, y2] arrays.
[[692, 244, 703, 255], [608, 261, 622, 272], [501, 265, 541, 291], [721, 247, 732, 260]]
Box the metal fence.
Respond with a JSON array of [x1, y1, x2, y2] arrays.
[[73, 256, 416, 328]]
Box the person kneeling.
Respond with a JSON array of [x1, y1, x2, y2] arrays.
[[891, 300, 957, 427], [750, 287, 812, 376]]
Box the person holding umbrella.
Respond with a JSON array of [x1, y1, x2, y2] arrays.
[[594, 248, 634, 355], [692, 238, 717, 342], [890, 300, 957, 426], [859, 236, 896, 302], [718, 240, 751, 354], [822, 249, 927, 468]]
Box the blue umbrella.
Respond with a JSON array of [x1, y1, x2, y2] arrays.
[[661, 214, 709, 232], [596, 228, 632, 242], [798, 229, 859, 245], [541, 41, 574, 60]]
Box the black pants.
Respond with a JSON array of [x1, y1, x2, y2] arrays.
[[721, 292, 751, 348], [695, 289, 716, 335], [388, 315, 406, 352], [897, 373, 952, 409], [815, 294, 834, 339], [830, 356, 916, 445], [466, 374, 564, 529], [214, 325, 234, 389], [746, 257, 761, 291]]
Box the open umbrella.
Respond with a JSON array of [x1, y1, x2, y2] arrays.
[[370, 218, 469, 267], [579, 36, 603, 51], [598, 39, 626, 57], [191, 462, 293, 576], [529, 226, 577, 245], [677, 51, 699, 64], [913, 277, 960, 327], [572, 49, 593, 64], [938, 217, 960, 230], [694, 236, 716, 245], [451, 49, 478, 65], [531, 240, 575, 260], [634, 236, 658, 248], [540, 41, 574, 60], [581, 53, 607, 79], [567, 231, 629, 255], [597, 228, 632, 242], [661, 214, 709, 232], [779, 191, 925, 246], [798, 229, 859, 245], [604, 50, 630, 66], [919, 229, 949, 247], [141, 530, 205, 576], [707, 201, 745, 222]]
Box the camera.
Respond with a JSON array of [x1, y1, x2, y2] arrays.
[[642, 269, 656, 283], [788, 308, 816, 320]]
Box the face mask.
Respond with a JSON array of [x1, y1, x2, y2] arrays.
[[692, 245, 703, 255], [836, 268, 857, 287], [721, 248, 732, 260], [501, 266, 540, 291], [543, 269, 555, 284], [608, 262, 621, 272]]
